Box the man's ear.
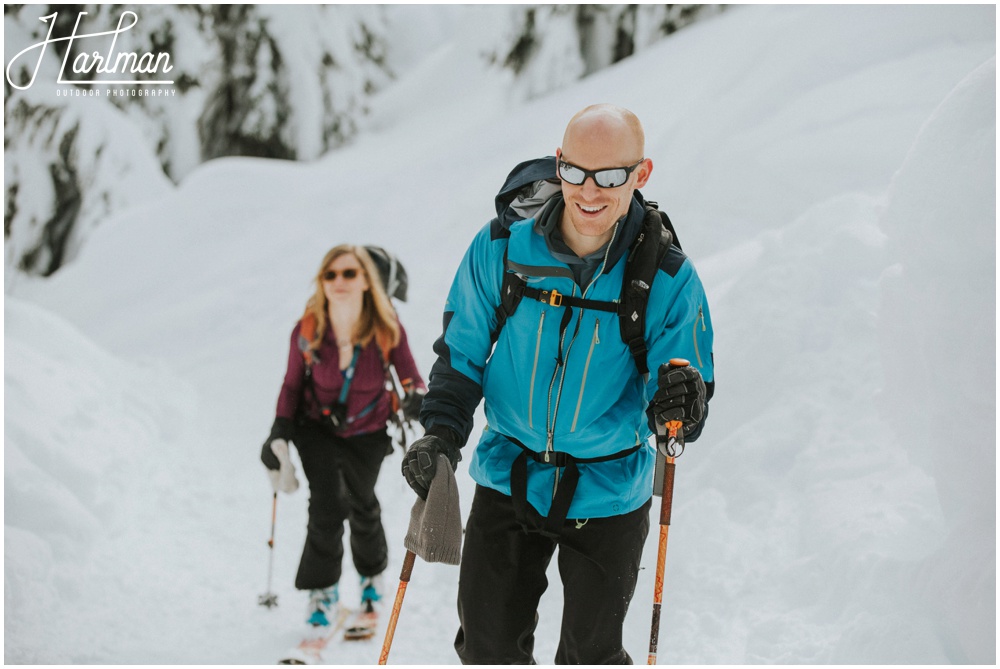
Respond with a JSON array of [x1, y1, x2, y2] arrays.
[[635, 158, 653, 188]]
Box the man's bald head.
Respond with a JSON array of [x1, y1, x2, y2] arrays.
[[561, 104, 645, 163], [555, 104, 653, 257]]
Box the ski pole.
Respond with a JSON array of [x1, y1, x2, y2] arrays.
[[384, 365, 412, 450], [378, 549, 416, 665], [647, 359, 689, 665], [258, 491, 279, 608]]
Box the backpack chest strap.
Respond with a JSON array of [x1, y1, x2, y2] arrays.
[[520, 285, 619, 313]]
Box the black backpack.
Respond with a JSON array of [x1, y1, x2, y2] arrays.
[[490, 156, 682, 377], [365, 245, 408, 302]]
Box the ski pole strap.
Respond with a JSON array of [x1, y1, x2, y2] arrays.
[[505, 434, 641, 538], [655, 420, 686, 458]]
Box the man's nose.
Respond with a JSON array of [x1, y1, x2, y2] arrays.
[[580, 175, 602, 195]]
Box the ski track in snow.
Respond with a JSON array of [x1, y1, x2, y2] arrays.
[[5, 5, 995, 665]]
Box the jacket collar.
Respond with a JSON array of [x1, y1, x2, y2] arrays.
[[535, 192, 646, 276]]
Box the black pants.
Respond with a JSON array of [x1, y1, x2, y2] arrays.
[[292, 423, 390, 590], [455, 485, 651, 665]]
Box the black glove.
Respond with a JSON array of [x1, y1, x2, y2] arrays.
[[650, 364, 706, 436], [261, 417, 296, 470], [401, 426, 461, 500], [401, 388, 425, 422]]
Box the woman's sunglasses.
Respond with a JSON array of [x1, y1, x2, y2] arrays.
[[322, 268, 360, 281], [557, 158, 644, 189]]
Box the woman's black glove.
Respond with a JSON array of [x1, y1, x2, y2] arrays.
[[260, 417, 300, 493], [260, 442, 280, 470], [650, 364, 706, 436], [401, 388, 425, 422], [401, 426, 461, 500], [260, 417, 296, 470]]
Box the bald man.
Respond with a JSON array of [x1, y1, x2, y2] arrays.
[[403, 104, 715, 664]]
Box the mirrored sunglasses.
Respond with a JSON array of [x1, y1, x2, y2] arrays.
[[322, 268, 360, 281], [557, 158, 644, 189]]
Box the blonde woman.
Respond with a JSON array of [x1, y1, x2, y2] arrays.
[[261, 245, 425, 633]]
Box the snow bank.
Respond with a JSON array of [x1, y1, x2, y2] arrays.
[[636, 187, 953, 663], [877, 57, 996, 664], [4, 297, 195, 662]]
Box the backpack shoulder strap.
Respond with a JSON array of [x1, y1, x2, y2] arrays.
[[492, 237, 527, 344], [618, 203, 674, 376], [374, 329, 395, 366], [295, 312, 323, 421], [644, 199, 682, 251], [298, 312, 320, 368]]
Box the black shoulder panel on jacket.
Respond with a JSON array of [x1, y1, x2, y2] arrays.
[[432, 311, 455, 366], [658, 245, 687, 278], [422, 310, 484, 446], [490, 216, 511, 241]]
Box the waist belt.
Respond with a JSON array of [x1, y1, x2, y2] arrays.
[[505, 434, 641, 538]]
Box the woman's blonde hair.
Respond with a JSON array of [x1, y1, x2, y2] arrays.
[[303, 245, 400, 357]]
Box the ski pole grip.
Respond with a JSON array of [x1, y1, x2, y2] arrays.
[[659, 459, 676, 526], [399, 549, 416, 582]]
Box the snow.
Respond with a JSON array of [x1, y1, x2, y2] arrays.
[[4, 4, 995, 665]]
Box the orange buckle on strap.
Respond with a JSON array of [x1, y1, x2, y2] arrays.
[[546, 289, 563, 307]]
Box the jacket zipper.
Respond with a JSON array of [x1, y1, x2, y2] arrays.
[[564, 226, 617, 434], [528, 311, 545, 429], [545, 223, 619, 498], [545, 286, 580, 458], [570, 318, 600, 432], [544, 282, 585, 500], [692, 304, 705, 368], [544, 306, 577, 498]]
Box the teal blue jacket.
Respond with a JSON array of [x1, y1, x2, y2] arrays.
[[421, 196, 714, 519]]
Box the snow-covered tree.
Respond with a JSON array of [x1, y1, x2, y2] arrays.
[[487, 5, 723, 100], [4, 4, 392, 284]]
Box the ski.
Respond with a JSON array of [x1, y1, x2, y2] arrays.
[[278, 607, 353, 665], [342, 600, 379, 641]]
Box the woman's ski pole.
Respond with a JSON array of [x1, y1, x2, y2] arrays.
[[258, 492, 279, 608], [647, 359, 689, 664], [378, 549, 416, 665]]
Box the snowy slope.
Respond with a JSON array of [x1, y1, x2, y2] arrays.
[[5, 5, 995, 664]]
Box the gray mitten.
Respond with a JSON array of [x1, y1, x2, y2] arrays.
[[266, 439, 300, 494]]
